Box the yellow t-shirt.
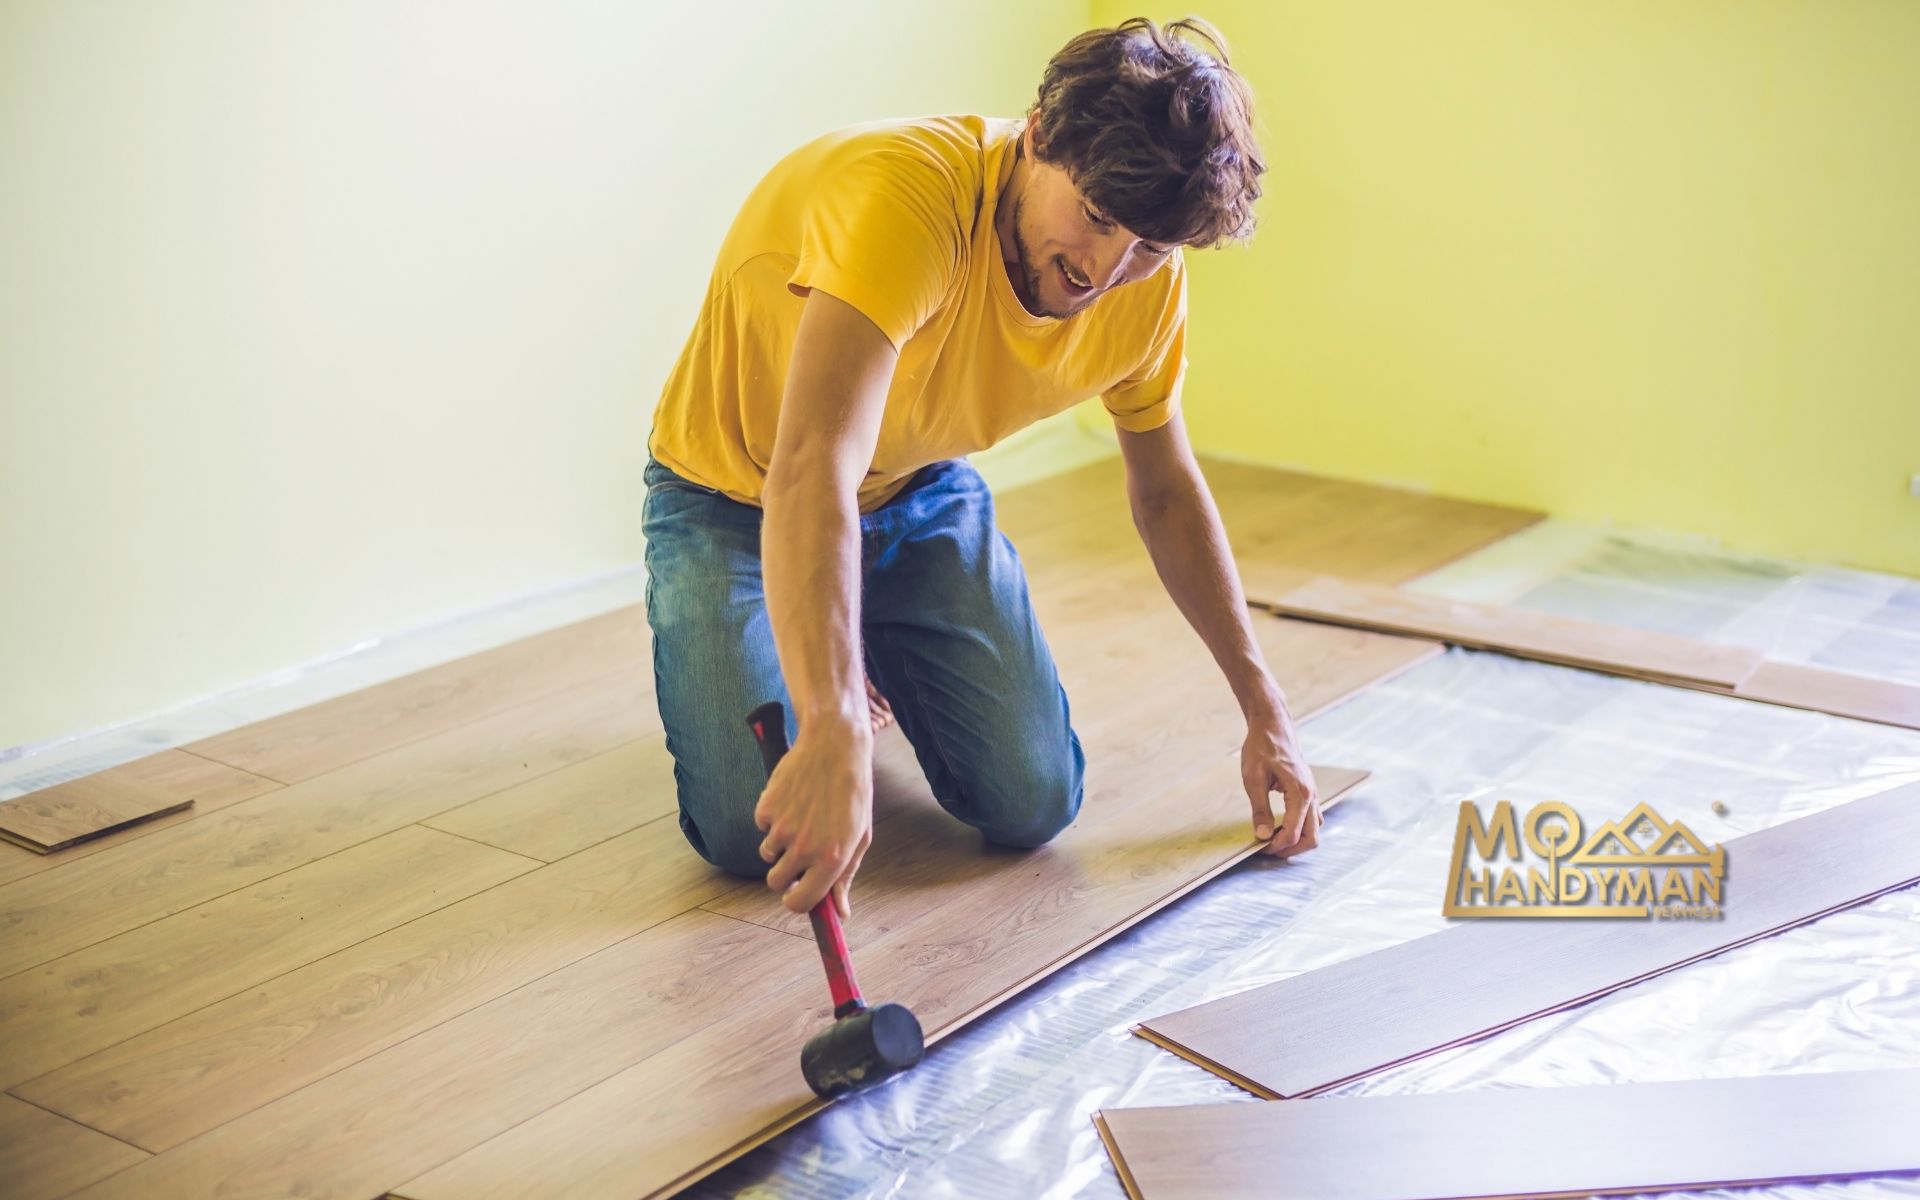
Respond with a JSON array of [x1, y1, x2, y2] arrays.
[[647, 113, 1187, 514]]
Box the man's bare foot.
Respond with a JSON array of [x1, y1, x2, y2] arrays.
[[865, 673, 894, 732]]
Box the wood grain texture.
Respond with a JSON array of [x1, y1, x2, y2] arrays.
[[380, 463, 1531, 1200], [702, 764, 1371, 946], [1248, 572, 1764, 689], [0, 825, 534, 1087], [0, 1094, 147, 1200], [1137, 781, 1920, 1100], [396, 762, 1374, 1200], [58, 912, 815, 1200], [1242, 570, 1920, 732], [1095, 1068, 1920, 1200], [186, 604, 651, 783], [1007, 458, 1542, 597], [0, 794, 192, 853], [0, 671, 653, 981], [422, 733, 676, 860], [1731, 659, 1920, 730], [7, 454, 1538, 1200], [0, 751, 280, 880], [18, 812, 735, 1151]]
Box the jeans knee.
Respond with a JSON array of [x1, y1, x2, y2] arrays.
[[976, 735, 1086, 850], [677, 803, 768, 880]]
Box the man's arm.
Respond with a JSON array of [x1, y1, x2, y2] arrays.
[[756, 290, 897, 914], [1115, 412, 1322, 858]]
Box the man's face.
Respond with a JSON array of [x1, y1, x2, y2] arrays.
[[999, 124, 1178, 319]]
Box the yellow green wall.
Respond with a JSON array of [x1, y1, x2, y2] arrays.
[[5, 3, 1915, 750], [0, 1, 1086, 749], [1086, 0, 1919, 576]]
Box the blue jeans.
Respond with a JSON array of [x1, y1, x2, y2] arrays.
[[641, 455, 1087, 878]]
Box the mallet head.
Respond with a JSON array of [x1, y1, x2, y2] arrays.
[[800, 1001, 925, 1098]]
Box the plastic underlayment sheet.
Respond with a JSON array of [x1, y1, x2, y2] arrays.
[[4, 522, 1916, 1199]]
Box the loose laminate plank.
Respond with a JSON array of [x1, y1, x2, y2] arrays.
[[1242, 571, 1920, 731], [18, 811, 734, 1151], [0, 792, 192, 854], [55, 911, 815, 1200], [0, 671, 653, 980], [1732, 659, 1920, 730], [0, 1094, 148, 1200], [1094, 1068, 1920, 1200], [1248, 572, 1764, 689], [0, 751, 280, 883], [0, 824, 534, 1087], [1136, 781, 1920, 1100], [186, 604, 651, 783]]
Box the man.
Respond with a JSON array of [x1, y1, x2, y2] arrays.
[[642, 17, 1320, 922]]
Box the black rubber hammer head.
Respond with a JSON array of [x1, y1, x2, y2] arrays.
[[800, 1000, 925, 1098]]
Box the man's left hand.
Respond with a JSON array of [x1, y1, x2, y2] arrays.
[[1241, 705, 1321, 858]]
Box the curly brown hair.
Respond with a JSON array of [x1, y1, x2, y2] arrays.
[[1025, 16, 1265, 250]]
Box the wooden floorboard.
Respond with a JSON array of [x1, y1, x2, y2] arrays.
[[56, 912, 817, 1200], [0, 671, 654, 981], [421, 733, 678, 861], [0, 824, 534, 1088], [1095, 1068, 1920, 1199], [186, 604, 652, 783], [396, 763, 1375, 1200], [16, 811, 733, 1151], [1134, 780, 1920, 1100], [6, 455, 1539, 1200], [0, 1094, 148, 1200]]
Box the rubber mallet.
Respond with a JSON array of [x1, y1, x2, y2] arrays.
[[747, 699, 925, 1098]]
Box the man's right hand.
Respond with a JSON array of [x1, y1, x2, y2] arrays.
[[755, 714, 873, 918]]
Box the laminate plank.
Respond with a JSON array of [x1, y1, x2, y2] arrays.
[[1242, 571, 1920, 731], [0, 671, 654, 980], [1732, 659, 1920, 730], [0, 1094, 147, 1200], [1094, 1068, 1920, 1200], [0, 752, 281, 883], [18, 811, 733, 1151], [422, 734, 677, 861], [53, 912, 814, 1200], [0, 824, 534, 1087], [1247, 572, 1763, 689], [0, 793, 192, 854], [395, 757, 1374, 1200], [1135, 781, 1920, 1100], [186, 605, 651, 783], [702, 764, 1370, 946]]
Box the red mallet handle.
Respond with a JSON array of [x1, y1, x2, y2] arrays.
[[746, 700, 868, 1017], [808, 898, 863, 1014]]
